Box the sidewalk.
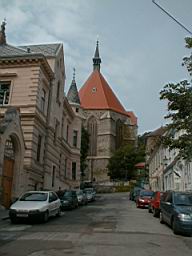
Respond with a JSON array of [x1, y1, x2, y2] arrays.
[[0, 205, 9, 220]]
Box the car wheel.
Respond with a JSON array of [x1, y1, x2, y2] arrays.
[[160, 212, 165, 224], [56, 207, 61, 217], [10, 217, 18, 224], [153, 208, 158, 217], [43, 210, 49, 223], [136, 202, 139, 208], [148, 206, 152, 213], [172, 218, 179, 235]]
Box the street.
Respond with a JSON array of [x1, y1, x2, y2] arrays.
[[0, 193, 191, 256]]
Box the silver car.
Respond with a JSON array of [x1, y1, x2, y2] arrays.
[[9, 191, 61, 223]]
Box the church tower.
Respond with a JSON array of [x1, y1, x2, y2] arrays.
[[79, 42, 137, 182]]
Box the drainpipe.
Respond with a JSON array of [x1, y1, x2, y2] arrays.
[[43, 77, 54, 189]]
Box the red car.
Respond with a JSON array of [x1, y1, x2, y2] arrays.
[[148, 191, 164, 217], [136, 190, 154, 208]]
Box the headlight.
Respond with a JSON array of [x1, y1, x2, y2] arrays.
[[139, 199, 144, 202], [177, 213, 192, 221]]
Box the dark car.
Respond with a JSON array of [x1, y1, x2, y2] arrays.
[[160, 191, 192, 235], [148, 191, 164, 217], [136, 190, 154, 208], [60, 190, 78, 210]]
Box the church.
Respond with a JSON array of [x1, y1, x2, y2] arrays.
[[67, 41, 138, 182]]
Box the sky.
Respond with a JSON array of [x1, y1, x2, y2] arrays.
[[0, 0, 192, 134]]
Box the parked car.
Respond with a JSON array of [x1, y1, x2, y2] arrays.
[[84, 188, 96, 202], [160, 191, 192, 235], [60, 190, 78, 210], [76, 190, 88, 205], [148, 191, 164, 217], [9, 191, 61, 223], [136, 190, 154, 208]]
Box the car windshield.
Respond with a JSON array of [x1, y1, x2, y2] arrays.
[[20, 192, 48, 201], [174, 193, 192, 206], [63, 191, 72, 198], [140, 191, 154, 197]]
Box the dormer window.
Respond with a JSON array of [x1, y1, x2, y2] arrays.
[[0, 81, 10, 105]]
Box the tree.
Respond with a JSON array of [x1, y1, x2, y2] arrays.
[[160, 37, 192, 160], [80, 126, 89, 180], [107, 141, 145, 181]]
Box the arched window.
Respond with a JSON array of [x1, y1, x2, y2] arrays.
[[116, 119, 123, 149], [87, 116, 97, 156]]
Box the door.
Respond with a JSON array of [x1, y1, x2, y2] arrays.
[[2, 158, 14, 208]]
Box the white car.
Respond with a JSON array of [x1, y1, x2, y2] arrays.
[[9, 191, 61, 223]]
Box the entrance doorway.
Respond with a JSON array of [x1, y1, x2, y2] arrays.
[[2, 137, 15, 208]]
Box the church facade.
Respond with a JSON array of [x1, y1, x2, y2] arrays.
[[78, 42, 138, 182]]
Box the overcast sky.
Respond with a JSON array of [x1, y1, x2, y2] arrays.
[[0, 0, 192, 134]]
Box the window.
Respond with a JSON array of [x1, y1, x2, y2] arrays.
[[66, 124, 69, 142], [56, 81, 60, 103], [73, 130, 78, 147], [41, 89, 46, 113], [0, 81, 10, 105], [36, 135, 42, 162], [49, 192, 58, 202], [88, 117, 97, 156], [64, 158, 67, 178], [54, 120, 59, 143], [72, 162, 76, 180], [52, 165, 56, 187]]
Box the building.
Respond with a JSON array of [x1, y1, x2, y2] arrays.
[[79, 41, 138, 182], [146, 127, 192, 192], [0, 22, 82, 207]]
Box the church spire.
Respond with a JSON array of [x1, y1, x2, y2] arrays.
[[67, 68, 81, 104], [93, 40, 101, 72], [0, 19, 7, 45]]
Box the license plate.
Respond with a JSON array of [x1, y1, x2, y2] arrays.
[[17, 213, 28, 217]]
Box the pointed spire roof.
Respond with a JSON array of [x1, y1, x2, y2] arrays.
[[93, 40, 101, 72], [67, 68, 81, 104], [0, 19, 7, 45], [79, 69, 128, 116]]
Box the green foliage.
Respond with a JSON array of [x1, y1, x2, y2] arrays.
[[160, 37, 192, 160], [80, 126, 89, 179], [107, 142, 145, 181]]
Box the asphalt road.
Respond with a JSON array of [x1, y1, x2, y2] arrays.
[[0, 192, 191, 256]]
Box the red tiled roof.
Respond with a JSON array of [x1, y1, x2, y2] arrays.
[[79, 69, 128, 116], [126, 111, 137, 126]]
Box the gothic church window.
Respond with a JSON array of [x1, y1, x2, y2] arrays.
[[116, 119, 123, 149], [88, 116, 97, 156]]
